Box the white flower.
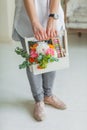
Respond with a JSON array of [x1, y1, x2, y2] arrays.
[[36, 42, 49, 55], [54, 50, 58, 58]]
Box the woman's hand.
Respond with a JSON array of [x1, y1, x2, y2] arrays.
[[47, 0, 59, 38], [46, 18, 58, 39], [24, 0, 47, 41], [32, 21, 47, 41]]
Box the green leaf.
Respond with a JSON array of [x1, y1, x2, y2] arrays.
[[15, 47, 29, 58], [37, 54, 43, 61], [19, 61, 30, 69]]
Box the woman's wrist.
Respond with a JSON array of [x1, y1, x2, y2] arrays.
[[48, 17, 57, 22], [47, 17, 57, 28]]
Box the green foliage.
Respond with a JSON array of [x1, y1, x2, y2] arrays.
[[15, 47, 29, 58], [19, 61, 30, 69], [37, 54, 59, 69], [15, 47, 30, 69]]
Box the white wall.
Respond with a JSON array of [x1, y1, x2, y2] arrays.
[[0, 0, 15, 43]]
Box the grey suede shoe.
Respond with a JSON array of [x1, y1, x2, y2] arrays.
[[33, 101, 46, 121]]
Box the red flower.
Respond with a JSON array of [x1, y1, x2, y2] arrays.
[[29, 57, 35, 63]]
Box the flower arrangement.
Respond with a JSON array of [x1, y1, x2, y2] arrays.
[[15, 38, 65, 69]]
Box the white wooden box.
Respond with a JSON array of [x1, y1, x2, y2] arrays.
[[25, 30, 69, 75]]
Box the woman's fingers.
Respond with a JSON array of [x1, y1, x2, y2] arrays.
[[55, 30, 58, 37], [47, 28, 57, 38], [32, 22, 48, 41], [46, 28, 51, 37], [32, 19, 58, 41], [46, 18, 58, 38], [34, 29, 47, 41], [35, 34, 40, 40], [39, 30, 46, 40]]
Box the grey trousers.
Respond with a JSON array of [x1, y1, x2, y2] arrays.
[[18, 34, 56, 102]]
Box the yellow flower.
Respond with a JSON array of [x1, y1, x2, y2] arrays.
[[48, 44, 55, 49]]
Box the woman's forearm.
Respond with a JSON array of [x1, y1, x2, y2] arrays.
[[23, 0, 39, 24], [49, 0, 60, 13], [23, 0, 47, 40], [46, 0, 60, 38]]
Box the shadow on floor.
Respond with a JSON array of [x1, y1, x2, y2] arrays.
[[0, 99, 34, 118]]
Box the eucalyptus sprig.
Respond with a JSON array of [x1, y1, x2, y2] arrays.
[[15, 47, 29, 58], [15, 47, 30, 69], [19, 61, 30, 69]]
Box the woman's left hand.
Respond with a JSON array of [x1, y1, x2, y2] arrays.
[[46, 18, 58, 39]]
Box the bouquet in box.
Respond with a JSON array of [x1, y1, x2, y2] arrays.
[[15, 38, 66, 69]]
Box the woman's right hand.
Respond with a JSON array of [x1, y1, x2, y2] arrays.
[[32, 21, 47, 41]]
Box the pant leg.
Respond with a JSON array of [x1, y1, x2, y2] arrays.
[[26, 67, 44, 102], [17, 33, 44, 102], [42, 71, 56, 97]]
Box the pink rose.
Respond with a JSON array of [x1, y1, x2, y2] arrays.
[[46, 48, 54, 56], [30, 50, 38, 58], [53, 39, 59, 44]]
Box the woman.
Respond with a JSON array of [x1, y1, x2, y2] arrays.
[[12, 0, 66, 121]]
